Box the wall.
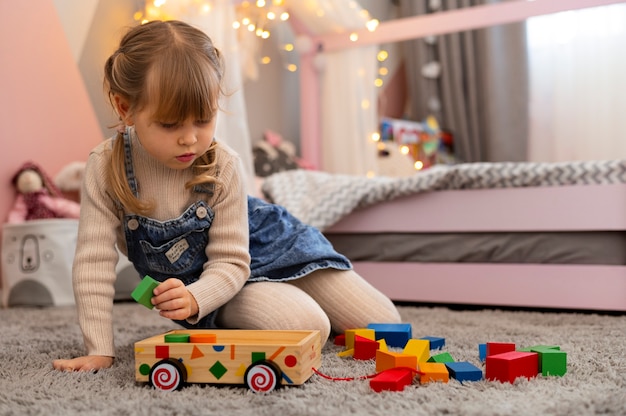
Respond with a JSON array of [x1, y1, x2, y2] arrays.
[[0, 0, 103, 225], [242, 28, 302, 148]]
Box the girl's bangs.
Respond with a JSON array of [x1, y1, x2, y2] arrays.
[[146, 54, 219, 123]]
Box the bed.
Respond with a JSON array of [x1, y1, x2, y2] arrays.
[[261, 161, 626, 312], [276, 0, 626, 312]]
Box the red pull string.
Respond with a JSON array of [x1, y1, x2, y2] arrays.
[[312, 366, 425, 382]]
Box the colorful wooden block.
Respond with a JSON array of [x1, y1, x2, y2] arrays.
[[131, 275, 160, 309], [376, 350, 417, 373], [523, 345, 561, 352], [367, 323, 412, 348], [353, 335, 379, 360], [333, 334, 346, 346], [486, 342, 516, 357], [345, 329, 375, 350], [403, 339, 430, 362], [445, 361, 483, 382], [378, 338, 388, 352], [418, 362, 449, 384], [485, 351, 539, 383], [478, 343, 487, 362], [537, 350, 567, 377], [420, 336, 445, 350], [428, 352, 455, 363], [370, 368, 414, 392]]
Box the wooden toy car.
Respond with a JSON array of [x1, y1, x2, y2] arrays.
[[135, 329, 321, 393]]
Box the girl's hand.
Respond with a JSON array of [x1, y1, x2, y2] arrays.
[[152, 278, 199, 320], [52, 356, 114, 372]]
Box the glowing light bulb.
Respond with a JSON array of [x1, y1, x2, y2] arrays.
[[377, 50, 389, 62], [371, 132, 381, 142], [366, 19, 379, 32], [414, 161, 424, 170], [350, 32, 359, 42]]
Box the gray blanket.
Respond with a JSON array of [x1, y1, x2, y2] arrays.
[[261, 160, 626, 230]]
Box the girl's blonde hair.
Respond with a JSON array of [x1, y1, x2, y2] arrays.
[[103, 20, 225, 214]]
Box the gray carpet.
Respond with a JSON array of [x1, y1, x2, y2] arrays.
[[1, 302, 625, 416]]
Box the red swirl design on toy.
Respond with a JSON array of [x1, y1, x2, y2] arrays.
[[152, 363, 180, 391], [247, 365, 276, 392]]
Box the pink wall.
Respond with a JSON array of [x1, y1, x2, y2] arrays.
[[0, 1, 103, 222], [0, 1, 103, 285]]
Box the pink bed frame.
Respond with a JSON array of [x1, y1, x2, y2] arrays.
[[324, 184, 626, 311], [295, 0, 626, 311]]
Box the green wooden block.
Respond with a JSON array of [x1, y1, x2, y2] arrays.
[[131, 275, 160, 309], [527, 345, 561, 352], [428, 352, 455, 363], [538, 350, 567, 376], [165, 333, 190, 343]]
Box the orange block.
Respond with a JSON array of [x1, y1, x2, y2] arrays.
[[418, 362, 449, 384], [189, 333, 217, 343], [376, 350, 417, 372]]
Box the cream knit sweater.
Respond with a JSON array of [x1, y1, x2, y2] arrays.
[[73, 129, 251, 357]]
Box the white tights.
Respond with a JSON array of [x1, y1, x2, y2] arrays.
[[215, 268, 401, 345]]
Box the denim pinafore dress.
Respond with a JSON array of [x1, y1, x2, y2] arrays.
[[120, 131, 351, 328]]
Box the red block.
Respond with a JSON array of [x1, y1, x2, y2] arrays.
[[353, 335, 379, 360], [486, 342, 516, 357], [334, 334, 346, 346], [370, 368, 414, 392], [486, 351, 539, 383]]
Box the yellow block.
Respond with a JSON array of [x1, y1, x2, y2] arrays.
[[418, 362, 449, 384], [378, 338, 388, 352], [404, 339, 430, 362]]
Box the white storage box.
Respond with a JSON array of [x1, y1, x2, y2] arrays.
[[2, 219, 78, 307]]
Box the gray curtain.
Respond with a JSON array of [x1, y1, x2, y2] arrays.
[[398, 0, 528, 163]]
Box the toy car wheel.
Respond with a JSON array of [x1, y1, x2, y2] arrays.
[[149, 359, 187, 392], [244, 360, 282, 393]]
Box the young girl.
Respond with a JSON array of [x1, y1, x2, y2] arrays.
[[53, 20, 400, 372]]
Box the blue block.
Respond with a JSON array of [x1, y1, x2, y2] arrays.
[[478, 343, 487, 362], [445, 361, 483, 382], [367, 323, 412, 348], [420, 336, 445, 350]]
